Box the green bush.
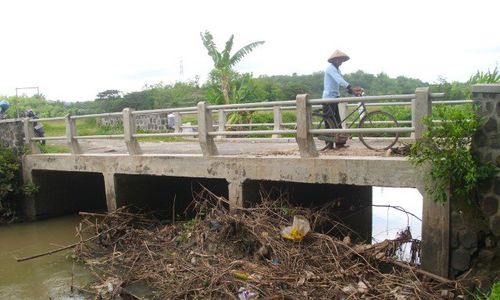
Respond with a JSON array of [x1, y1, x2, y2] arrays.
[[409, 105, 496, 204], [0, 146, 21, 219], [487, 282, 500, 300]]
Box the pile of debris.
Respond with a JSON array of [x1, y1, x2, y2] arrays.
[[74, 189, 463, 299]]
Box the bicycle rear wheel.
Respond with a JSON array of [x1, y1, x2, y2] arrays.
[[359, 111, 399, 150], [316, 117, 336, 151]]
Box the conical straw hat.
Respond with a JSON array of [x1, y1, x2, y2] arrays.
[[327, 50, 350, 63]]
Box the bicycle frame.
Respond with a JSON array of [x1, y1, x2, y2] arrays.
[[321, 102, 367, 129]]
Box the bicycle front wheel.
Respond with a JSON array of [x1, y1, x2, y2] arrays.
[[359, 111, 399, 151]]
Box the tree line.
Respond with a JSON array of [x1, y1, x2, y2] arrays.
[[0, 70, 475, 118]]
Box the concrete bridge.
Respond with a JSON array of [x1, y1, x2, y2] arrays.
[[4, 85, 500, 280]]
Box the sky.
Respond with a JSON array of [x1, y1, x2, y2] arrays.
[[0, 0, 499, 102]]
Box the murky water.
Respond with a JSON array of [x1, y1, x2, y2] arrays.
[[0, 214, 91, 300]]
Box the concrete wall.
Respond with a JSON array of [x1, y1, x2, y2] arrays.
[[451, 84, 500, 285], [98, 113, 171, 132], [0, 119, 24, 153]]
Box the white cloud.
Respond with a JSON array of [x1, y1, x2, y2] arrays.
[[0, 0, 498, 101]]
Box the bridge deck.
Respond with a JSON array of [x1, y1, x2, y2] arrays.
[[60, 138, 398, 157]]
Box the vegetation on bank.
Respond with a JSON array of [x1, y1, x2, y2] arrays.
[[409, 105, 496, 205], [409, 67, 499, 205], [0, 146, 22, 222]]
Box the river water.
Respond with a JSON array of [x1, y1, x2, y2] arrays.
[[0, 214, 91, 299], [0, 187, 422, 299]]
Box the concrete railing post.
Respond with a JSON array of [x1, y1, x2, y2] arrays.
[[217, 109, 226, 140], [123, 108, 142, 155], [23, 118, 40, 154], [272, 106, 282, 139], [295, 94, 318, 157], [65, 114, 82, 154], [174, 112, 181, 133], [412, 87, 431, 140], [197, 101, 219, 156]]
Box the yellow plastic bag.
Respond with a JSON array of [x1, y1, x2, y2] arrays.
[[281, 215, 311, 241]]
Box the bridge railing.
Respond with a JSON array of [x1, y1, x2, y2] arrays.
[[23, 87, 468, 157]]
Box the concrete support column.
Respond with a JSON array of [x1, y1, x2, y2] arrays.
[[123, 108, 142, 155], [295, 94, 318, 158], [23, 118, 40, 154], [272, 106, 282, 139], [174, 112, 181, 133], [217, 109, 226, 140], [103, 172, 117, 212], [412, 87, 431, 140], [65, 114, 82, 154], [197, 101, 219, 156], [228, 181, 244, 208], [419, 184, 450, 278], [21, 159, 35, 220]]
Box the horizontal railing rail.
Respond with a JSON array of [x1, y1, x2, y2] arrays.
[[20, 88, 473, 157]]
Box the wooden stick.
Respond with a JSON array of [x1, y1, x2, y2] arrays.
[[79, 211, 108, 217], [386, 259, 451, 284], [15, 221, 123, 262]]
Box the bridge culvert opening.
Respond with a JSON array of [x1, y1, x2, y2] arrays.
[[31, 170, 106, 219], [243, 180, 372, 243], [114, 174, 228, 220], [372, 186, 422, 262]]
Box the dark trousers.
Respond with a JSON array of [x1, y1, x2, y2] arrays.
[[322, 103, 341, 128]]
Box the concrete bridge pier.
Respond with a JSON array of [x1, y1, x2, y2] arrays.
[[228, 180, 244, 207], [103, 172, 117, 212]]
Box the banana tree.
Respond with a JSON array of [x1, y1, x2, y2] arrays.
[[200, 31, 264, 104]]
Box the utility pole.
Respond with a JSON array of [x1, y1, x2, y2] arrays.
[[15, 86, 39, 118], [179, 59, 184, 80]]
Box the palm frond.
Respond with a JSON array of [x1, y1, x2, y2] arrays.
[[229, 41, 265, 67], [200, 31, 221, 66], [221, 35, 234, 66]]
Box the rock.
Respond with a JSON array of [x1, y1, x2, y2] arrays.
[[495, 178, 500, 195], [491, 216, 500, 237], [451, 248, 471, 271], [484, 117, 497, 133], [485, 235, 497, 248], [477, 249, 495, 263], [480, 197, 498, 216], [460, 231, 478, 249]]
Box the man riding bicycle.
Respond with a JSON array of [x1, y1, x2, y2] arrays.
[[322, 50, 363, 149]]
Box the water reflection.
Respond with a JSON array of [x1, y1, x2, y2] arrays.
[[372, 186, 422, 241], [0, 215, 91, 299]]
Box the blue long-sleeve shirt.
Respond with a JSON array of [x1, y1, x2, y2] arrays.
[[322, 64, 350, 98]]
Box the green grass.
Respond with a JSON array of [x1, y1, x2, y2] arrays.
[[43, 118, 123, 137], [40, 144, 71, 153]]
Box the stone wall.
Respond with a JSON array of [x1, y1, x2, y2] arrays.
[[97, 113, 171, 132], [0, 119, 25, 153], [450, 84, 500, 286]]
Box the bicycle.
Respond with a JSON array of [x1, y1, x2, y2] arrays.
[[313, 101, 400, 151]]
